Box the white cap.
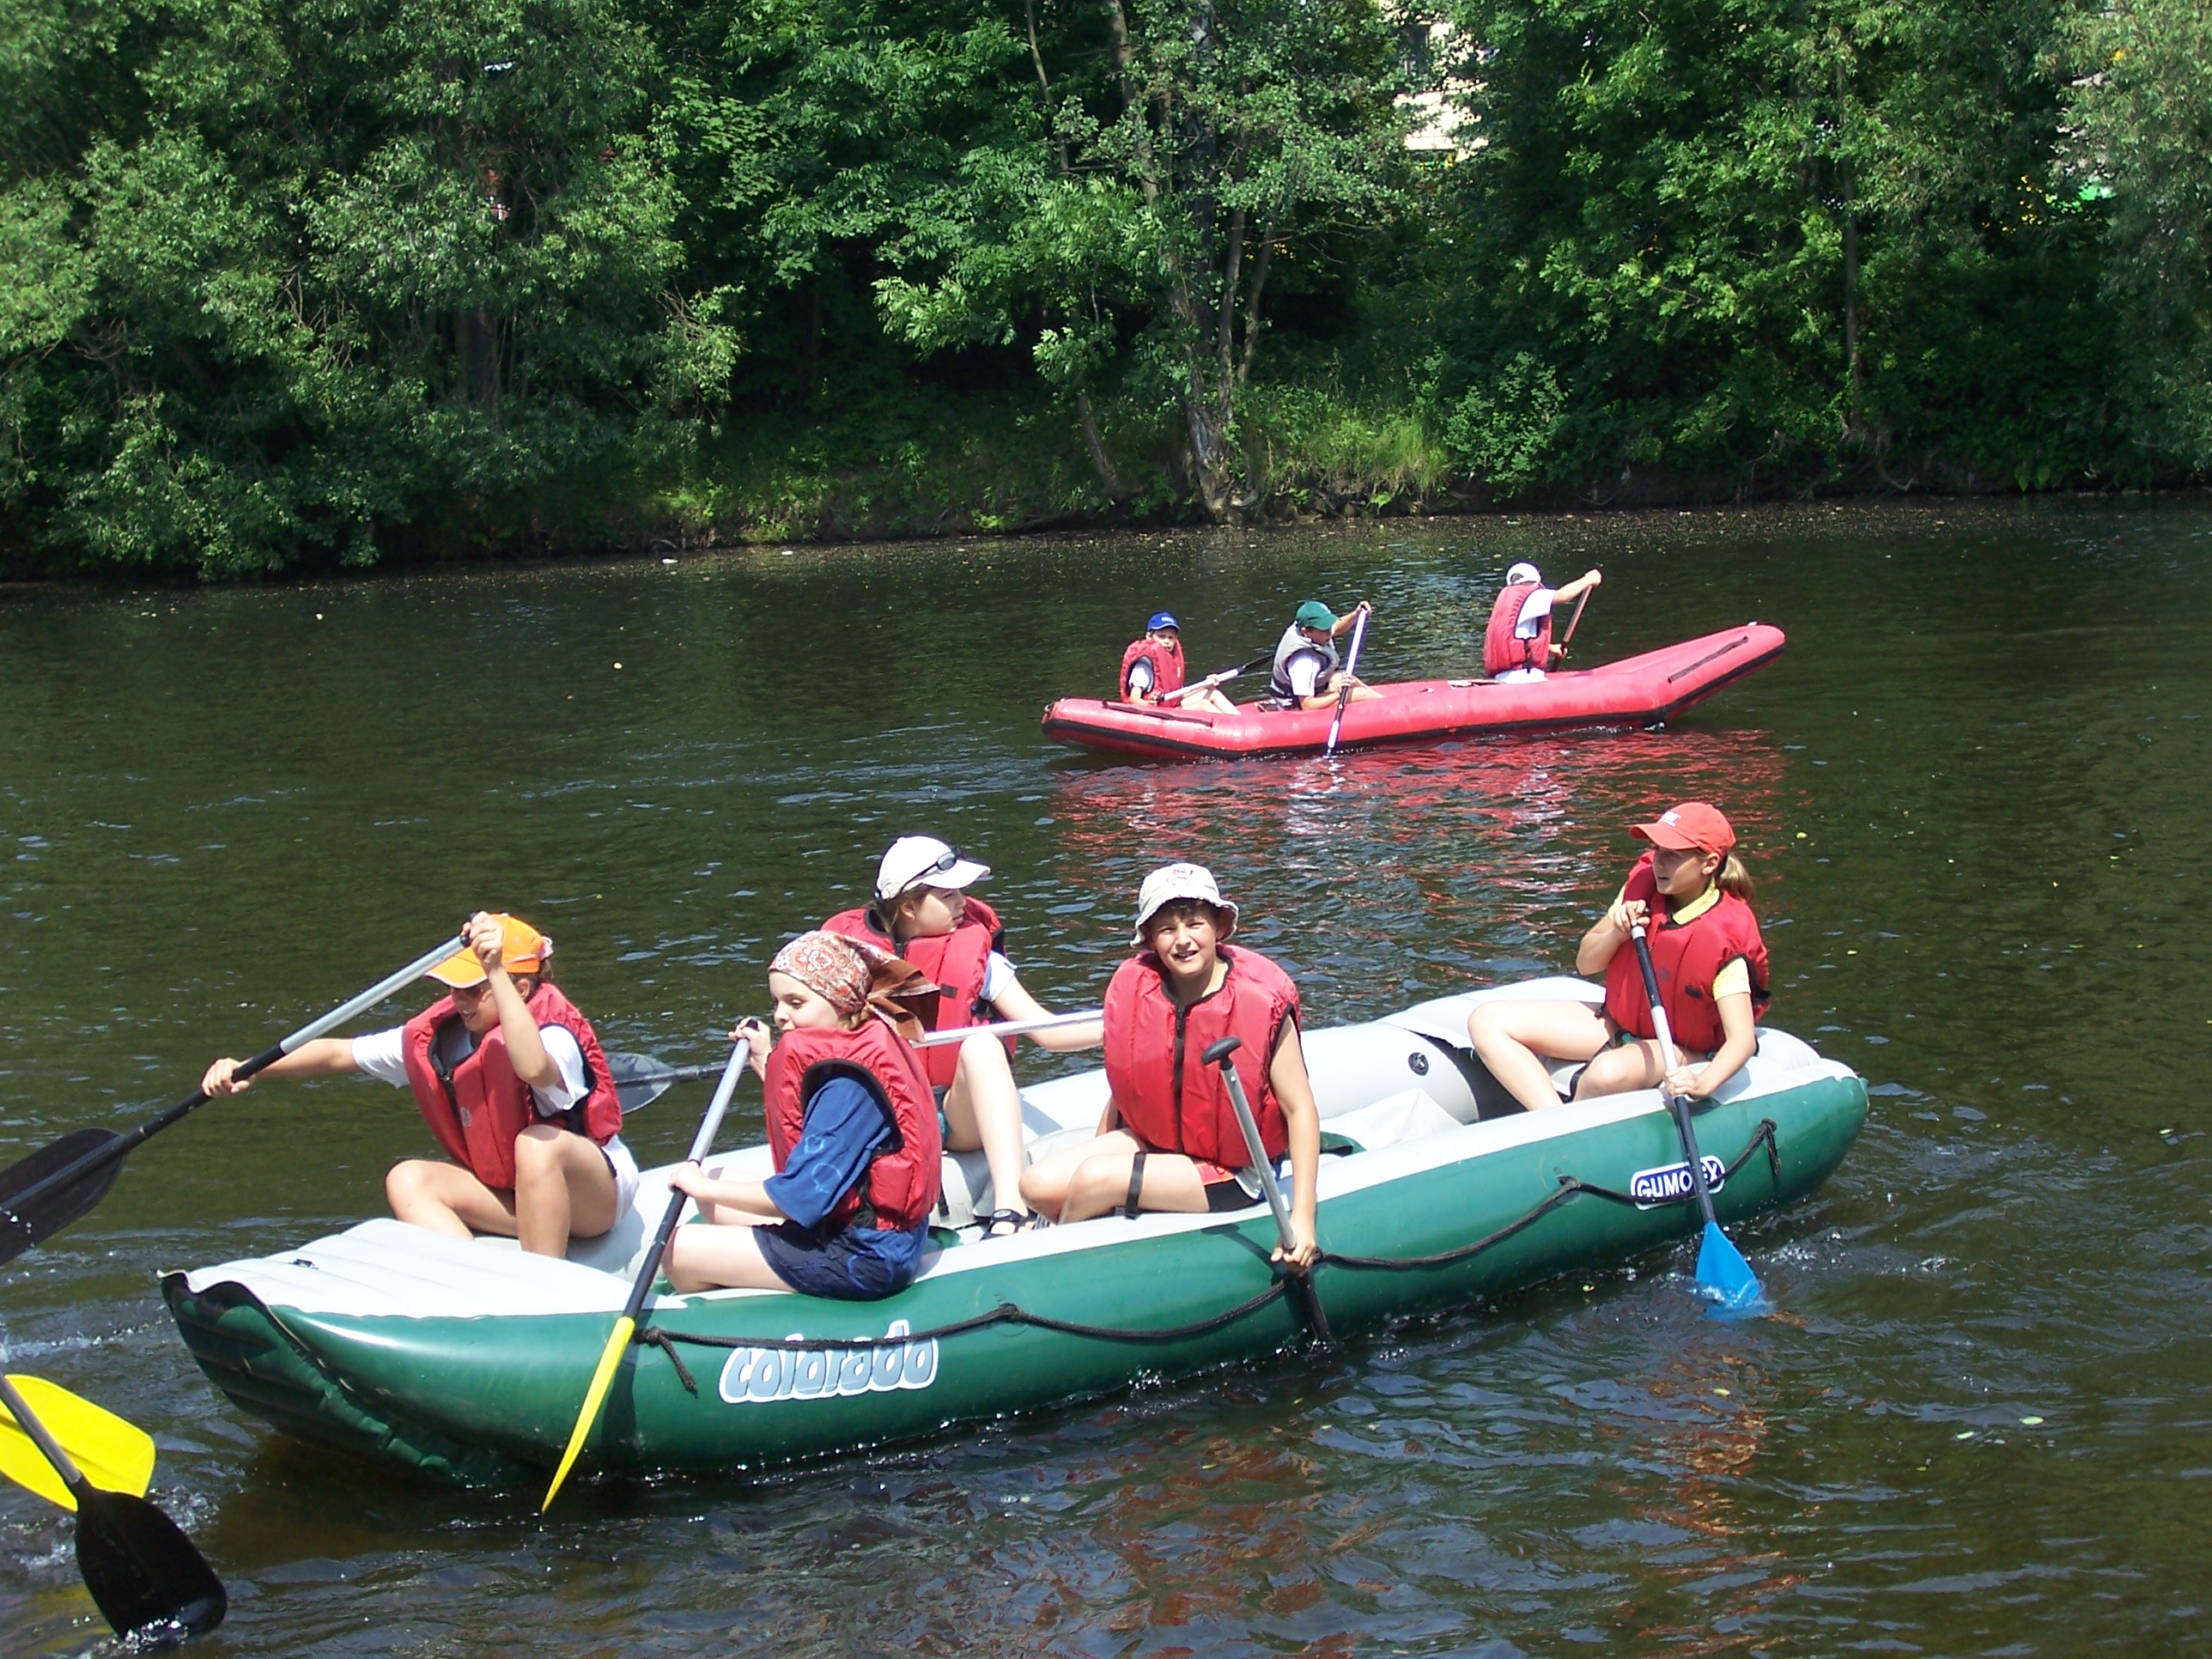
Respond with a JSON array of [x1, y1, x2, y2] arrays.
[[874, 836, 991, 902], [1505, 562, 1541, 586], [1132, 862, 1239, 945]]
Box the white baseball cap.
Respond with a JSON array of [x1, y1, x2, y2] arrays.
[[1132, 862, 1239, 945], [874, 836, 992, 902], [1505, 561, 1541, 586]]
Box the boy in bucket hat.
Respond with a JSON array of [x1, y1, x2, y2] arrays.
[[1467, 802, 1771, 1112], [1019, 864, 1321, 1267]]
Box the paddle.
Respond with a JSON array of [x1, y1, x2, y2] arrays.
[[1201, 1036, 1334, 1350], [1628, 921, 1765, 1314], [1157, 653, 1270, 707], [1323, 607, 1370, 757], [543, 1035, 752, 1511], [1557, 587, 1592, 660], [0, 1373, 226, 1642], [0, 933, 462, 1267], [912, 1009, 1102, 1048], [604, 1053, 725, 1113], [0, 1374, 155, 1510]]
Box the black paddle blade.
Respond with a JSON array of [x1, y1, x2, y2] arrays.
[[76, 1487, 227, 1644], [0, 1128, 125, 1267], [605, 1053, 718, 1113]]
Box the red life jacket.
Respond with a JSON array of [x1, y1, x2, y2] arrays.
[[763, 1018, 941, 1231], [1601, 854, 1772, 1054], [400, 981, 623, 1192], [1483, 582, 1552, 677], [1103, 944, 1300, 1168], [823, 899, 1012, 1089], [1118, 635, 1186, 702]]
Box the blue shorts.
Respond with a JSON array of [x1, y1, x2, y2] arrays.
[[754, 1218, 925, 1301]]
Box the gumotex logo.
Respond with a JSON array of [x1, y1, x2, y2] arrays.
[[718, 1320, 939, 1405], [1629, 1157, 1728, 1209]]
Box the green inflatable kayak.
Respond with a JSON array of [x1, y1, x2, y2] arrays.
[[161, 979, 1866, 1487]]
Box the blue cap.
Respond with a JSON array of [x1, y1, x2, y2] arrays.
[[1146, 611, 1180, 632]]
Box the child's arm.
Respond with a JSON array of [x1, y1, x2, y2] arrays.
[[1672, 990, 1757, 1100], [667, 1164, 784, 1222], [1267, 1023, 1322, 1269]]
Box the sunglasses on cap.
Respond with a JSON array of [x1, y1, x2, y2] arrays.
[[884, 845, 967, 896]]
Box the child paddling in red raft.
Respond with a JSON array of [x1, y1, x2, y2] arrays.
[[1020, 864, 1321, 1267], [1468, 802, 1770, 1111], [662, 932, 941, 1299]]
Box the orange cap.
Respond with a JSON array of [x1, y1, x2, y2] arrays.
[[427, 915, 551, 987], [1631, 802, 1736, 858]]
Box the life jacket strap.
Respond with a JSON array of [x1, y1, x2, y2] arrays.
[[1121, 1151, 1147, 1219]]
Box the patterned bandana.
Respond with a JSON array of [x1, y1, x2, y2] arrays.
[[769, 931, 873, 1018]]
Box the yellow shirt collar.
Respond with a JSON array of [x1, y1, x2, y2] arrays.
[[1668, 882, 1722, 923]]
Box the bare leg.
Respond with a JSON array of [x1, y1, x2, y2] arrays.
[[385, 1158, 518, 1241], [1060, 1144, 1210, 1224], [1189, 688, 1239, 715], [1468, 999, 1615, 1114], [663, 1221, 789, 1293], [943, 1034, 1032, 1223], [513, 1124, 620, 1256], [1572, 1037, 1712, 1101]]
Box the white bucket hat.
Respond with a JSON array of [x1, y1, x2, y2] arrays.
[[1505, 561, 1541, 586], [875, 836, 992, 902], [1132, 862, 1239, 945]]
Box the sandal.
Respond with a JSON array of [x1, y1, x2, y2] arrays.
[[980, 1207, 1043, 1239]]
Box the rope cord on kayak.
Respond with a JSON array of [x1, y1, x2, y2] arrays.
[[632, 1117, 1780, 1389], [1318, 1116, 1778, 1271], [638, 1282, 1291, 1395]]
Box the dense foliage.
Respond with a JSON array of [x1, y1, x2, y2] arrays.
[[0, 0, 2199, 575]]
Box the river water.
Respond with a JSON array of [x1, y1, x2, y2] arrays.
[[3, 501, 2208, 1656]]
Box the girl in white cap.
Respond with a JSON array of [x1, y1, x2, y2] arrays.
[[1482, 562, 1602, 680], [1019, 864, 1320, 1267], [823, 836, 1101, 1236]]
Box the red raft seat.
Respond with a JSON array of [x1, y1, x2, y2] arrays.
[[1041, 623, 1785, 761]]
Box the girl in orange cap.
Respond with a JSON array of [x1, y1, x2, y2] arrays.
[[1468, 803, 1770, 1112], [200, 911, 633, 1256]]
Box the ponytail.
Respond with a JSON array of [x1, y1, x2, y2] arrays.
[[1715, 851, 1753, 902]]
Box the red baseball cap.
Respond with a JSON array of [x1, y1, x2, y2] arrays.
[[1631, 802, 1735, 857]]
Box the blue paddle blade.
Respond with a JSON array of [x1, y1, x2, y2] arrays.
[[1695, 1221, 1767, 1318]]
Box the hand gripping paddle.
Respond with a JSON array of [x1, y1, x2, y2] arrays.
[[0, 933, 463, 1266], [1629, 921, 1766, 1315], [1201, 1036, 1333, 1350]]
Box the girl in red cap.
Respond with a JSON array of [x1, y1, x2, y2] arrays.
[[1468, 803, 1770, 1112]]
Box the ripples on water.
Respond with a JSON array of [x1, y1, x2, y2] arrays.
[[4, 502, 2212, 1655]]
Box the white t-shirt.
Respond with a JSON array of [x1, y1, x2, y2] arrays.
[[980, 951, 1018, 1005], [1514, 586, 1557, 638], [1280, 647, 1332, 701], [1125, 657, 1157, 696], [353, 1024, 588, 1118]]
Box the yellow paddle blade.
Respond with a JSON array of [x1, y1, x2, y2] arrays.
[[0, 1375, 156, 1513], [542, 1316, 634, 1513]]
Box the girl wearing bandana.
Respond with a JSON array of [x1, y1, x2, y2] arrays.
[[663, 933, 942, 1298]]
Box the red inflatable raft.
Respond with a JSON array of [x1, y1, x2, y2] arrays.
[[1042, 623, 1785, 760]]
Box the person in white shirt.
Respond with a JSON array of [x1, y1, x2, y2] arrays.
[[199, 912, 638, 1256]]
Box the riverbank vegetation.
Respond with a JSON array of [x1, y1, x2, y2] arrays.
[[3, 0, 2206, 577]]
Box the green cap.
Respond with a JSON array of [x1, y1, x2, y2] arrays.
[[1294, 600, 1335, 631]]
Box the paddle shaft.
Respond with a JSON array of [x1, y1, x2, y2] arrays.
[[0, 934, 460, 1235], [0, 1373, 89, 1503], [1206, 1039, 1334, 1350], [1559, 588, 1592, 654], [1630, 923, 1721, 1230], [624, 1037, 751, 1325], [912, 1009, 1101, 1048], [1324, 609, 1370, 756], [1158, 653, 1269, 706]]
